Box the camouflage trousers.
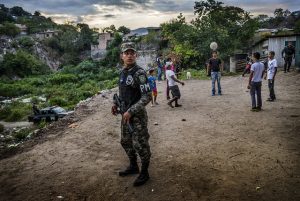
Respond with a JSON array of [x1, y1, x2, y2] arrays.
[[121, 109, 151, 163]]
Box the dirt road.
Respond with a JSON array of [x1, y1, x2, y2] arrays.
[[0, 72, 300, 201]]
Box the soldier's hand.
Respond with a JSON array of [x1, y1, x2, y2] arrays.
[[123, 111, 132, 124], [181, 82, 185, 86], [111, 105, 118, 116], [247, 85, 251, 89]]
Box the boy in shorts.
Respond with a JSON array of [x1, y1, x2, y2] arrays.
[[165, 64, 185, 108], [148, 69, 158, 107]]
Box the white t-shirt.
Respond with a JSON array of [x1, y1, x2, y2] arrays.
[[267, 58, 277, 80], [166, 69, 176, 86], [250, 62, 264, 82]]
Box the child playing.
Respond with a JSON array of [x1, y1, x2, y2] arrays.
[[148, 69, 158, 107], [247, 52, 265, 111], [164, 58, 174, 100], [165, 64, 185, 108], [264, 51, 277, 101]]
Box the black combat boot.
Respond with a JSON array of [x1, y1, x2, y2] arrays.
[[133, 161, 149, 186], [119, 158, 139, 177]]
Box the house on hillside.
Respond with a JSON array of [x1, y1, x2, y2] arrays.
[[123, 27, 161, 41], [35, 30, 59, 40], [91, 32, 114, 60], [252, 34, 300, 68], [14, 24, 27, 35]]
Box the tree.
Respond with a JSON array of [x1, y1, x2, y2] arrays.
[[1, 50, 48, 77], [102, 25, 116, 33], [274, 8, 284, 18], [283, 9, 291, 17], [0, 4, 9, 13], [0, 22, 20, 37], [34, 11, 41, 16], [256, 14, 269, 21], [161, 1, 259, 69], [0, 4, 13, 23], [77, 23, 94, 50], [117, 26, 130, 34], [10, 6, 31, 16], [0, 10, 14, 23]]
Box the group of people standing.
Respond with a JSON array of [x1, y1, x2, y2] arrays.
[[245, 42, 295, 111], [111, 41, 296, 187]]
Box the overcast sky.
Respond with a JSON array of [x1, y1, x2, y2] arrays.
[[1, 0, 300, 29]]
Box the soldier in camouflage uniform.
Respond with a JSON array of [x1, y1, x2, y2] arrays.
[[112, 42, 152, 186]]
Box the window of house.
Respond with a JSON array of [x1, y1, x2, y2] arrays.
[[285, 41, 296, 47]]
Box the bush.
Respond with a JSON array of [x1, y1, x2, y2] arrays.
[[48, 73, 77, 85], [0, 101, 32, 122], [1, 50, 49, 77], [6, 110, 23, 122], [49, 97, 68, 106], [18, 36, 35, 49], [38, 120, 47, 129], [13, 128, 31, 141], [0, 82, 35, 97], [0, 22, 20, 37]]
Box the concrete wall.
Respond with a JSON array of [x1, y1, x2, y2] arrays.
[[136, 50, 157, 70], [91, 33, 113, 60]]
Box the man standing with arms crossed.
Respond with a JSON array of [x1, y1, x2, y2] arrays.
[[111, 42, 152, 186]]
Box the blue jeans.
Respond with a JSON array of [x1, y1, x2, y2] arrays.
[[250, 81, 262, 108], [157, 67, 162, 81], [211, 72, 221, 95]]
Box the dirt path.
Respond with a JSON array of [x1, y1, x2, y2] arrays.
[[0, 72, 300, 201]]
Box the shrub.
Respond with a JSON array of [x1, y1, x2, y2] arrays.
[[0, 106, 12, 120], [1, 50, 49, 77], [0, 82, 35, 97], [0, 101, 32, 122], [18, 36, 35, 49], [6, 110, 23, 122], [49, 97, 68, 106], [13, 128, 31, 141], [38, 120, 47, 129], [48, 73, 78, 85]]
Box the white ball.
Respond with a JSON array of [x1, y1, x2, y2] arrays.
[[210, 42, 218, 50]]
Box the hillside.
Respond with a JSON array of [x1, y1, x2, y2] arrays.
[[0, 4, 99, 77]]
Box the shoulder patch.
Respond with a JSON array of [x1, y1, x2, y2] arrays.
[[138, 74, 147, 84]]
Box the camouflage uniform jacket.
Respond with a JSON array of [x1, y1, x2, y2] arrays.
[[118, 63, 152, 116]]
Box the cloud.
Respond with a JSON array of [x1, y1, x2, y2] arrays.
[[1, 0, 298, 28], [103, 14, 116, 18]]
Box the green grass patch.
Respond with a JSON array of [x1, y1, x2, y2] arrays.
[[178, 69, 210, 80]]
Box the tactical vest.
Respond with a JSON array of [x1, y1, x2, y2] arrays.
[[119, 65, 142, 111]]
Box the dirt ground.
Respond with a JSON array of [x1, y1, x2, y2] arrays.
[[0, 71, 300, 201]]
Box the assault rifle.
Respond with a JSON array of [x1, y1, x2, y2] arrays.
[[113, 93, 134, 133]]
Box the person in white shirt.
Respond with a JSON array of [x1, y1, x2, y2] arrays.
[[247, 52, 265, 111], [264, 51, 277, 101], [165, 64, 185, 108]]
